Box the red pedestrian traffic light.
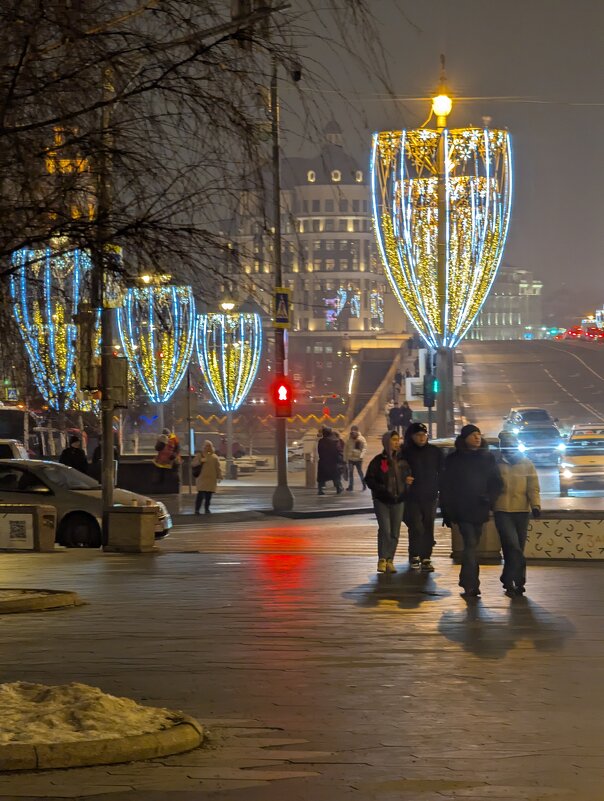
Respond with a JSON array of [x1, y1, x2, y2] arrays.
[[272, 376, 293, 418]]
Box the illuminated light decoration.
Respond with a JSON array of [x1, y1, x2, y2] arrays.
[[371, 126, 512, 348], [117, 285, 195, 403], [324, 285, 361, 330], [196, 312, 262, 412], [10, 246, 93, 410], [370, 290, 384, 328]]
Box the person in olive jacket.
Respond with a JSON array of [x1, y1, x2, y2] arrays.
[[440, 424, 503, 597], [365, 430, 413, 574], [494, 431, 541, 596], [400, 422, 444, 572]]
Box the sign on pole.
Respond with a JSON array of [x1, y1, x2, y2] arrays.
[[274, 287, 291, 329]]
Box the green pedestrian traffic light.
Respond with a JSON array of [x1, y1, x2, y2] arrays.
[[423, 375, 439, 408]]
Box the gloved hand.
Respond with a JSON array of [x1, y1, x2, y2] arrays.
[[532, 507, 541, 519]]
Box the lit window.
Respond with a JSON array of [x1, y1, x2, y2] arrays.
[[331, 169, 341, 182], [355, 170, 363, 182], [307, 170, 316, 183]]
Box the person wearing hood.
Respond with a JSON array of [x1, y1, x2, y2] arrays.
[[494, 431, 541, 596], [440, 424, 503, 597], [400, 422, 444, 571], [364, 431, 414, 573]]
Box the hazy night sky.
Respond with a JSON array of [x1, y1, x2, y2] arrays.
[[284, 0, 604, 319]]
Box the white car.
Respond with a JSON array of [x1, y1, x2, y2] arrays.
[[0, 460, 172, 548]]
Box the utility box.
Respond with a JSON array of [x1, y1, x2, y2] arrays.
[[450, 519, 502, 563], [0, 505, 56, 552], [104, 506, 156, 553]]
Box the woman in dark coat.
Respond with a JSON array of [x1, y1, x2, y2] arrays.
[[317, 427, 343, 495], [440, 424, 503, 597]]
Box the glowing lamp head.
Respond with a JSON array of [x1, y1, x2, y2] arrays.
[[432, 93, 452, 119], [220, 300, 236, 312], [277, 384, 288, 401]]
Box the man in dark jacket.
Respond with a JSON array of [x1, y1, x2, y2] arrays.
[[440, 424, 503, 597], [317, 427, 343, 495], [59, 436, 89, 475], [365, 431, 413, 573], [401, 422, 444, 571], [388, 403, 401, 433]]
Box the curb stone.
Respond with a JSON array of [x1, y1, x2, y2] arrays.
[[0, 589, 85, 615], [0, 715, 203, 771]]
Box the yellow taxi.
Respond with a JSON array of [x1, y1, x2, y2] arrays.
[[559, 425, 604, 496]]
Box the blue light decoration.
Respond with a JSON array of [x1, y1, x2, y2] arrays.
[[117, 285, 195, 403], [371, 126, 512, 348], [324, 284, 361, 330], [10, 246, 92, 410], [196, 313, 262, 411]]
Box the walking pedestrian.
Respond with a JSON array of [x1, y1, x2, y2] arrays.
[[317, 427, 343, 495], [388, 402, 401, 434], [384, 399, 394, 431], [59, 436, 89, 474], [494, 431, 541, 596], [191, 440, 222, 514], [399, 401, 413, 431], [440, 424, 503, 597], [344, 425, 367, 491], [401, 422, 444, 571], [365, 431, 413, 574], [153, 428, 181, 486]]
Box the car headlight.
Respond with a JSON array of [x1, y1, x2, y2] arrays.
[[518, 442, 527, 452], [557, 442, 566, 451], [562, 469, 573, 479], [512, 427, 520, 434]]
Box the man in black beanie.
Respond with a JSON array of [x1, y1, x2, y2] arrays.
[[440, 424, 503, 597], [400, 422, 444, 571]]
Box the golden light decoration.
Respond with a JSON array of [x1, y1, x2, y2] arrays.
[[371, 122, 512, 348], [117, 285, 195, 403], [10, 246, 93, 410], [196, 313, 262, 412]]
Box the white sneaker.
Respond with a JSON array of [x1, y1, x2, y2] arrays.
[[409, 556, 421, 569], [386, 559, 397, 574], [377, 558, 387, 573]]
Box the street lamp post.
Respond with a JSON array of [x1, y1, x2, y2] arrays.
[[270, 54, 294, 512], [371, 59, 512, 437]]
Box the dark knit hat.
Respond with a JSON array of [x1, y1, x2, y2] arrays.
[[460, 424, 481, 439], [408, 422, 427, 436], [498, 430, 518, 448]]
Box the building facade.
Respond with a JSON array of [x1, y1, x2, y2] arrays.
[[467, 265, 543, 341], [229, 122, 404, 393]]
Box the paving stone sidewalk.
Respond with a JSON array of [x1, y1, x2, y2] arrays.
[[0, 537, 603, 800]]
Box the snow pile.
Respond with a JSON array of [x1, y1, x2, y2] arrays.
[[0, 590, 54, 602], [0, 682, 182, 744]]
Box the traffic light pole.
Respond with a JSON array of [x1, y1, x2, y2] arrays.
[[270, 54, 293, 512]]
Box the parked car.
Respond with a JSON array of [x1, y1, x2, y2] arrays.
[[502, 406, 558, 433], [0, 460, 172, 548], [0, 439, 29, 459], [516, 426, 566, 465], [559, 426, 604, 496]]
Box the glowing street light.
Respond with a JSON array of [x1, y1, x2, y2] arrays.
[[371, 58, 513, 434]]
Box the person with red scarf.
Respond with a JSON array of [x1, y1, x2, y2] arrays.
[[364, 431, 413, 574]]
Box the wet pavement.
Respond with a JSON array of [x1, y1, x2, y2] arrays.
[[0, 516, 603, 800]]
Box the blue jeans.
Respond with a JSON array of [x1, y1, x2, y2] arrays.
[[458, 521, 484, 591], [494, 511, 529, 588], [347, 461, 365, 490], [373, 499, 404, 560]]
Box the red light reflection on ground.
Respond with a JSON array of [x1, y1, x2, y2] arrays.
[[255, 528, 313, 597]]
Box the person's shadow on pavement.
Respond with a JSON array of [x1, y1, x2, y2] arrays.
[[438, 596, 575, 659], [343, 566, 452, 611]]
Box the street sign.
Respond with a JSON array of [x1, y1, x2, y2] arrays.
[[6, 389, 17, 402], [274, 287, 291, 329]]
